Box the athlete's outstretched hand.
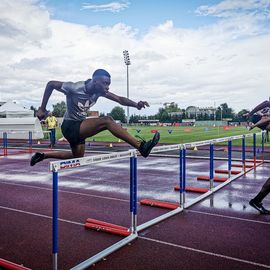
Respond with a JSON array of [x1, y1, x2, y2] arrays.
[[36, 107, 47, 120], [137, 101, 149, 110]]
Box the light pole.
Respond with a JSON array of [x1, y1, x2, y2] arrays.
[[123, 50, 131, 125]]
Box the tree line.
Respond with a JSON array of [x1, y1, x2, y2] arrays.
[[30, 101, 249, 123]]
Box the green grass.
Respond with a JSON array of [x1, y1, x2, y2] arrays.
[[46, 125, 268, 146]]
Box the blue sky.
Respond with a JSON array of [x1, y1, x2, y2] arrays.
[[0, 0, 270, 115], [45, 0, 219, 32]]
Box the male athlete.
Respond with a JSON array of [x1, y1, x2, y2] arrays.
[[30, 69, 160, 166]]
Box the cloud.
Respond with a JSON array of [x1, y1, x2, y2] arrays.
[[196, 0, 270, 17], [81, 1, 130, 13], [0, 0, 270, 116]]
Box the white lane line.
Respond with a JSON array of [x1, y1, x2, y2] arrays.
[[187, 209, 270, 225], [139, 236, 270, 269], [0, 181, 129, 203], [0, 205, 84, 226]]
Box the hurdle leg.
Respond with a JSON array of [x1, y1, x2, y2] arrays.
[[52, 171, 58, 270]]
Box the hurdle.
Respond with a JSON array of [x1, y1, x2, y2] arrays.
[[137, 144, 184, 232], [0, 130, 48, 156], [50, 150, 138, 270], [49, 131, 266, 268], [138, 131, 266, 232]]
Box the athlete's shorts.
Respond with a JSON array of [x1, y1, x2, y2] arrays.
[[251, 114, 262, 124], [61, 119, 85, 147]]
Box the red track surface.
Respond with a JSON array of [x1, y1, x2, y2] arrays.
[[0, 151, 269, 269]]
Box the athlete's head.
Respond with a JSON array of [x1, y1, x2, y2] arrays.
[[91, 69, 111, 95], [92, 69, 111, 79]]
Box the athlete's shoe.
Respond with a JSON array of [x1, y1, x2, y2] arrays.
[[138, 132, 160, 158], [249, 199, 270, 214], [30, 152, 44, 166]]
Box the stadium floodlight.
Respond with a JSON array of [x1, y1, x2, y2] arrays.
[[123, 50, 131, 124]]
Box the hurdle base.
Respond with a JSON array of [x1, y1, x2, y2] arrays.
[[232, 164, 253, 168], [0, 258, 32, 270], [214, 169, 241, 175], [174, 185, 209, 193], [197, 176, 227, 182], [140, 199, 178, 210], [85, 218, 130, 236]]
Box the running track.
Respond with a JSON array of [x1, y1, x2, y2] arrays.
[[0, 149, 269, 270]]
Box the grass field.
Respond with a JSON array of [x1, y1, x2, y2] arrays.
[[51, 125, 268, 146]]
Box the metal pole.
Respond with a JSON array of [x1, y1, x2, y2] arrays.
[[253, 133, 256, 169], [228, 140, 232, 178], [29, 131, 33, 153], [179, 147, 183, 207], [3, 132, 7, 156], [127, 64, 130, 125], [242, 135, 246, 173], [52, 170, 58, 270], [261, 132, 265, 161], [183, 146, 186, 207], [123, 50, 131, 125], [210, 143, 214, 190], [130, 156, 137, 234]]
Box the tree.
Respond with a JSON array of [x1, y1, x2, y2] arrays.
[[216, 103, 235, 120], [52, 101, 66, 117], [234, 109, 249, 122], [164, 102, 181, 113], [156, 108, 170, 122], [110, 106, 126, 123]]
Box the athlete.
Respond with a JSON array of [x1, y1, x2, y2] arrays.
[[244, 100, 270, 131], [30, 69, 160, 166], [243, 100, 270, 214]]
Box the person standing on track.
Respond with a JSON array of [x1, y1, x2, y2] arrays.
[[45, 112, 58, 148], [30, 69, 160, 166]]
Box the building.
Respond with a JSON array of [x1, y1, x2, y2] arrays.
[[186, 106, 215, 118]]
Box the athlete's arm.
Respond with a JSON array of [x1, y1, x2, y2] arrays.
[[37, 81, 63, 120], [104, 92, 149, 110]]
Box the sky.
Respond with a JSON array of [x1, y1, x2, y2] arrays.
[[0, 0, 270, 116]]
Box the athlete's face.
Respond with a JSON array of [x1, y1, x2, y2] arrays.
[[93, 76, 111, 95]]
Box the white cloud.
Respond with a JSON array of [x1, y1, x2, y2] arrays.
[[196, 0, 270, 17], [81, 1, 130, 13], [0, 0, 270, 116]]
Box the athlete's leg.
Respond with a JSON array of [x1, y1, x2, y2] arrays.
[[30, 144, 85, 166], [249, 116, 270, 130], [253, 177, 270, 202], [249, 177, 270, 214], [42, 144, 85, 159], [79, 116, 140, 149]]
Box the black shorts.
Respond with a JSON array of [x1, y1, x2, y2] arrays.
[[251, 114, 262, 124], [61, 119, 85, 147]]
